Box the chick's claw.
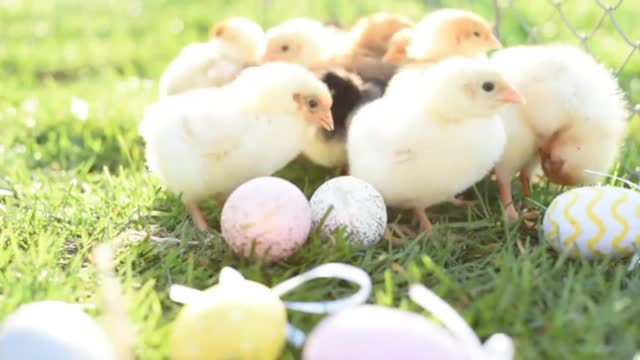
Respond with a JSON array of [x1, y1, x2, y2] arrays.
[[383, 227, 406, 247]]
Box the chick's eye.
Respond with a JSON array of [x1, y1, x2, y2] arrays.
[[308, 99, 318, 109], [281, 44, 290, 52], [473, 31, 481, 37], [482, 82, 495, 92]]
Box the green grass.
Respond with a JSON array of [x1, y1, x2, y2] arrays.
[[2, 0, 640, 359]]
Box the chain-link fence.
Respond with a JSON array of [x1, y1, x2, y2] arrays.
[[493, 0, 639, 118], [315, 0, 640, 120]]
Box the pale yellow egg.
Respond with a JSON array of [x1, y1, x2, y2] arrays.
[[171, 274, 287, 360]]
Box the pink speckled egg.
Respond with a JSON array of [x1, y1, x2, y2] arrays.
[[221, 177, 312, 263], [302, 305, 467, 360]]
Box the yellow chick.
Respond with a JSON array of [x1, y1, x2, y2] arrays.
[[158, 17, 265, 97], [263, 18, 342, 67], [140, 63, 334, 231], [263, 14, 406, 84], [406, 8, 501, 62], [347, 57, 524, 233], [384, 9, 502, 97], [491, 44, 628, 220]]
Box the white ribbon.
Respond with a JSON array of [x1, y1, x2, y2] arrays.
[[272, 263, 372, 314], [169, 263, 372, 349], [409, 284, 514, 360], [584, 169, 640, 192]]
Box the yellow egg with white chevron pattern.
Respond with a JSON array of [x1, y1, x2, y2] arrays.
[[543, 186, 640, 259]]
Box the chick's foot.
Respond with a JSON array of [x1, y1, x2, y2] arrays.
[[187, 203, 209, 231], [413, 208, 432, 233], [448, 196, 479, 207], [214, 193, 227, 207], [384, 227, 406, 246], [497, 172, 520, 222], [519, 171, 531, 198]]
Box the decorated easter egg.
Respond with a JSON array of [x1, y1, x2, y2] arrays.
[[303, 285, 513, 360], [221, 176, 312, 263], [171, 268, 287, 360], [543, 186, 640, 258], [309, 176, 387, 245], [0, 301, 116, 360], [302, 305, 466, 360]]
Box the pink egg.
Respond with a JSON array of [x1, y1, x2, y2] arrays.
[[221, 176, 312, 263], [302, 305, 467, 360]]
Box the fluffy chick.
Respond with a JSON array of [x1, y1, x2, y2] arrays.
[[491, 44, 628, 219], [158, 17, 265, 96], [141, 63, 334, 230], [405, 8, 501, 61], [341, 12, 414, 60], [382, 28, 414, 64], [331, 13, 412, 85], [383, 10, 501, 97], [263, 18, 343, 67], [303, 68, 385, 172], [347, 57, 524, 233]]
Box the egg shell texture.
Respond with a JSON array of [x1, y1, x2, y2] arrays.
[[310, 176, 387, 245], [171, 278, 287, 360], [221, 176, 312, 263], [543, 186, 640, 258], [0, 301, 116, 360], [302, 305, 468, 360]]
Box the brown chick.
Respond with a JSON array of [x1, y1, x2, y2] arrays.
[[383, 28, 413, 64], [323, 12, 412, 88], [345, 12, 414, 60]]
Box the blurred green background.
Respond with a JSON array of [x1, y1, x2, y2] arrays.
[[2, 0, 639, 146]]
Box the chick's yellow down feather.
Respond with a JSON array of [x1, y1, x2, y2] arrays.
[[347, 57, 524, 233], [396, 8, 501, 63], [263, 18, 344, 66], [329, 12, 413, 80], [491, 44, 628, 220], [141, 62, 333, 230], [158, 17, 265, 97], [384, 9, 501, 97]]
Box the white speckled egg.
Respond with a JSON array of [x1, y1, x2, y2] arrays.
[[0, 301, 116, 360], [543, 186, 640, 258], [310, 176, 387, 246], [221, 176, 312, 263]]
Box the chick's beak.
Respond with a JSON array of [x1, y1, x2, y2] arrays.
[[262, 50, 276, 62], [498, 85, 525, 104], [317, 111, 334, 131], [487, 33, 503, 49]]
